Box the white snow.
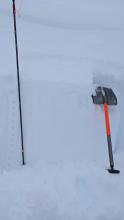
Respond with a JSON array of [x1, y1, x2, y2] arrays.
[[0, 162, 124, 220], [0, 0, 124, 219]]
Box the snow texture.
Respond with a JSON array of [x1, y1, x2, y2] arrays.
[[0, 0, 124, 219]]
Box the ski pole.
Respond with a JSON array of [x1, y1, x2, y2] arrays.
[[12, 0, 25, 165], [103, 101, 119, 174]]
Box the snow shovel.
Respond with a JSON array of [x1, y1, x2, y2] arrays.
[[92, 87, 120, 174]]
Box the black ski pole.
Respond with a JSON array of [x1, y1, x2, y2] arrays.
[[12, 0, 25, 165]]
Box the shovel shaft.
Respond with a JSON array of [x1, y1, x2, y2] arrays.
[[104, 103, 111, 136], [107, 135, 114, 168], [104, 103, 114, 168]]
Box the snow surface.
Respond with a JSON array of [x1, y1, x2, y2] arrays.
[[0, 0, 124, 219]]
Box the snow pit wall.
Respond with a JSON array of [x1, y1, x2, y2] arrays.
[[0, 75, 121, 170]]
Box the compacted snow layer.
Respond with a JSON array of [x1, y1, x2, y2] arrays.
[[0, 76, 121, 169]]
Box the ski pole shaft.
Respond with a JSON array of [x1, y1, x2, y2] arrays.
[[104, 102, 114, 169], [12, 0, 25, 165]]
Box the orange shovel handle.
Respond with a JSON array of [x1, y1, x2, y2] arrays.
[[104, 102, 111, 136]]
